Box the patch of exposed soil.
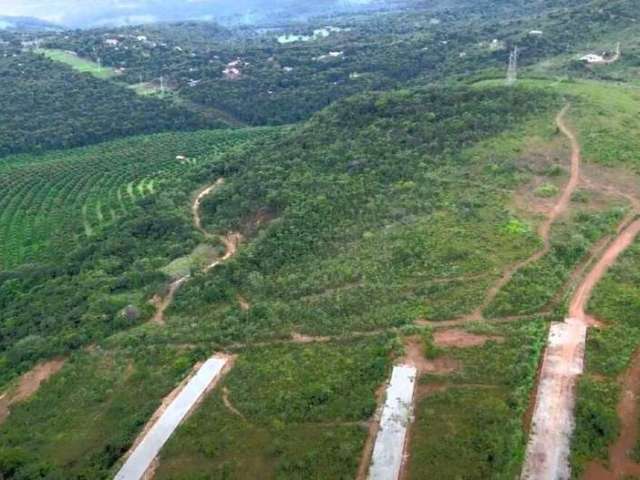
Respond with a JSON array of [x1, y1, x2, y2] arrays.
[[403, 336, 459, 374], [290, 332, 332, 344], [237, 295, 250, 311], [434, 329, 504, 348], [0, 358, 66, 425]]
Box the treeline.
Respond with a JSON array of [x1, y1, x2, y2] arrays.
[[0, 53, 225, 157], [37, 0, 637, 126]]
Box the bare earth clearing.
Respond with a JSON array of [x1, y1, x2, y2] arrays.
[[0, 359, 66, 425]]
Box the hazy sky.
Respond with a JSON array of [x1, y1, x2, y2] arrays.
[[0, 0, 217, 25], [0, 0, 376, 27]]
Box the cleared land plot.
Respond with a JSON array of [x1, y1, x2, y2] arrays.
[[405, 320, 547, 479], [35, 48, 117, 79]]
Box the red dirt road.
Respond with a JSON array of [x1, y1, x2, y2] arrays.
[[480, 105, 580, 314], [521, 106, 640, 479], [570, 219, 640, 323]]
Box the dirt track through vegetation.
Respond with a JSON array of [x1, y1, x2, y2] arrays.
[[521, 105, 640, 480], [479, 105, 580, 317], [151, 179, 239, 325], [0, 359, 65, 425]]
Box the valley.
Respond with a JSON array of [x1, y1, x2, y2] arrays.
[[1, 1, 640, 479]]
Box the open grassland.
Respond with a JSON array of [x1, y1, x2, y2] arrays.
[[0, 129, 262, 270], [35, 48, 117, 79], [476, 79, 640, 172]]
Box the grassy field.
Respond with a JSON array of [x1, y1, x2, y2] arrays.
[[35, 48, 117, 79]]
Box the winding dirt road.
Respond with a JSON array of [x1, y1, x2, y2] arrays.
[[151, 179, 239, 325], [521, 106, 640, 479], [478, 105, 580, 316]]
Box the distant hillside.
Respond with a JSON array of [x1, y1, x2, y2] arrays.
[[0, 16, 62, 32]]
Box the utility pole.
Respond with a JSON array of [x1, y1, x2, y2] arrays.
[[506, 46, 519, 86], [160, 75, 165, 97]]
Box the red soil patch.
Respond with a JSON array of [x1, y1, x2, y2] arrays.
[[434, 329, 504, 348], [403, 336, 459, 374], [0, 358, 66, 425]]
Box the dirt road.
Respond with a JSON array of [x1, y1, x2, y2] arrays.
[[480, 105, 580, 314], [0, 359, 65, 425], [521, 106, 640, 479], [151, 179, 239, 324]]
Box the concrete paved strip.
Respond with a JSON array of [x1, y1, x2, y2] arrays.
[[114, 357, 228, 480], [520, 320, 587, 480], [369, 365, 417, 480]]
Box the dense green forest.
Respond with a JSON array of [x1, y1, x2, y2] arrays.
[[35, 0, 638, 125], [0, 53, 225, 157]]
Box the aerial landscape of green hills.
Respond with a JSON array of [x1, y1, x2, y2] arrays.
[[1, 0, 640, 479]]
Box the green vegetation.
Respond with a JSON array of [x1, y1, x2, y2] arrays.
[[156, 338, 391, 479], [0, 345, 203, 479], [0, 53, 224, 157], [485, 206, 625, 318], [0, 127, 271, 385], [129, 85, 561, 349], [0, 129, 261, 269], [406, 320, 548, 478], [2, 0, 640, 477], [35, 48, 117, 79]]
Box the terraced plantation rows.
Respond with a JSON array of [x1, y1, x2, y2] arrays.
[[0, 129, 261, 270]]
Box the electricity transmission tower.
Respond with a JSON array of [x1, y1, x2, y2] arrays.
[[506, 46, 519, 86]]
